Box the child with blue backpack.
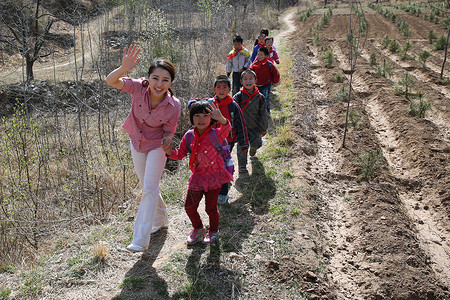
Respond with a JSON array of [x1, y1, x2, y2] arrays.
[[162, 100, 232, 245]]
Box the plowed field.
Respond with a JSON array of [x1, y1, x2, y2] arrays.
[[290, 4, 449, 298]]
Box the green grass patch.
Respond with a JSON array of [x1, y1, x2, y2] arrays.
[[0, 288, 11, 300], [120, 276, 146, 290]]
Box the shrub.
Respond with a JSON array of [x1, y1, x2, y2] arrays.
[[369, 53, 377, 66], [322, 49, 334, 68], [349, 110, 361, 128], [334, 87, 349, 102], [400, 41, 414, 60], [316, 19, 324, 30], [357, 149, 385, 180], [313, 33, 321, 45], [434, 35, 447, 50], [388, 40, 400, 53], [381, 35, 391, 49], [394, 72, 415, 99], [332, 73, 344, 83], [375, 60, 393, 78], [428, 30, 436, 44], [418, 50, 431, 67], [408, 94, 432, 118]]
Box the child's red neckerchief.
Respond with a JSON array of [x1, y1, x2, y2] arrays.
[[226, 46, 243, 59], [213, 95, 233, 107], [252, 58, 268, 69], [258, 42, 265, 48], [239, 86, 259, 112], [189, 126, 212, 171]]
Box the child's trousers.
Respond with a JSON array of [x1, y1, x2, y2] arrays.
[[130, 144, 169, 248], [185, 188, 220, 232], [236, 128, 263, 169], [232, 71, 242, 96], [258, 84, 272, 113]]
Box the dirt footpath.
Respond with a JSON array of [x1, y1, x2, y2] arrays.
[[288, 6, 450, 299]]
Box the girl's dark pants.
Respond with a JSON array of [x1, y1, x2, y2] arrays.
[[185, 188, 220, 232]]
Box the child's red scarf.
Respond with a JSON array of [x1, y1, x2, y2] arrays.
[[226, 47, 243, 59], [213, 95, 233, 107], [258, 42, 265, 48], [251, 58, 268, 69], [239, 86, 259, 112], [189, 126, 212, 171]]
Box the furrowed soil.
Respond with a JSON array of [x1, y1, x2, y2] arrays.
[[291, 4, 449, 299], [1, 3, 450, 300]]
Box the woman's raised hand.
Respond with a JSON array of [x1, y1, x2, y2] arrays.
[[121, 45, 141, 72]]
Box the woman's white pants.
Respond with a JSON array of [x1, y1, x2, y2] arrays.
[[130, 145, 169, 248]]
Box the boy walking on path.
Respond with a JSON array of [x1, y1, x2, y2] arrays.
[[226, 35, 251, 96], [233, 70, 268, 172], [250, 47, 280, 114], [212, 75, 249, 204]]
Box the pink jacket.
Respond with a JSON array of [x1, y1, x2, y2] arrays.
[[121, 77, 181, 153], [168, 122, 233, 191]]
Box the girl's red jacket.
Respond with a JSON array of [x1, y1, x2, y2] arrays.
[[250, 58, 280, 86]]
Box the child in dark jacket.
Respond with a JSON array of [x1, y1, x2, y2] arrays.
[[233, 70, 269, 172], [212, 75, 249, 204], [250, 47, 280, 114]]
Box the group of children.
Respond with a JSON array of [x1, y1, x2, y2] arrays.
[[109, 30, 281, 251], [162, 30, 280, 245], [226, 29, 280, 112]]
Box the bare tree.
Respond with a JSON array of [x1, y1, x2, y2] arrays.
[[0, 0, 54, 83]]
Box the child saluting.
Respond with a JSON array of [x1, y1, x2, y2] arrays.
[[162, 101, 232, 245]]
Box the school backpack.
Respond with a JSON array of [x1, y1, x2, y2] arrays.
[[184, 129, 235, 176]]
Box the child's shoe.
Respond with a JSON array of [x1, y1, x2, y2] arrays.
[[202, 230, 218, 244], [217, 194, 229, 205], [249, 147, 257, 157], [187, 228, 204, 245]]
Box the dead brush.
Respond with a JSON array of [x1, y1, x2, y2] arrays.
[[93, 241, 108, 263]]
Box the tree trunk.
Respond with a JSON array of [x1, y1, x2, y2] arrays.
[[25, 54, 34, 82], [440, 27, 450, 79]]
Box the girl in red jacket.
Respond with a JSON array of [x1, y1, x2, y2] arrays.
[[162, 100, 232, 245], [250, 47, 280, 114]]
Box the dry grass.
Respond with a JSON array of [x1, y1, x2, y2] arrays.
[[93, 241, 108, 262]]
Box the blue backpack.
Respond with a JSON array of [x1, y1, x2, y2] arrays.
[[185, 129, 235, 176]]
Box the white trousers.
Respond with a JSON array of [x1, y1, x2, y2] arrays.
[[130, 144, 169, 248]]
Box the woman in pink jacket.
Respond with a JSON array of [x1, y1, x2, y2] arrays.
[[105, 45, 181, 252], [162, 100, 232, 245]]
